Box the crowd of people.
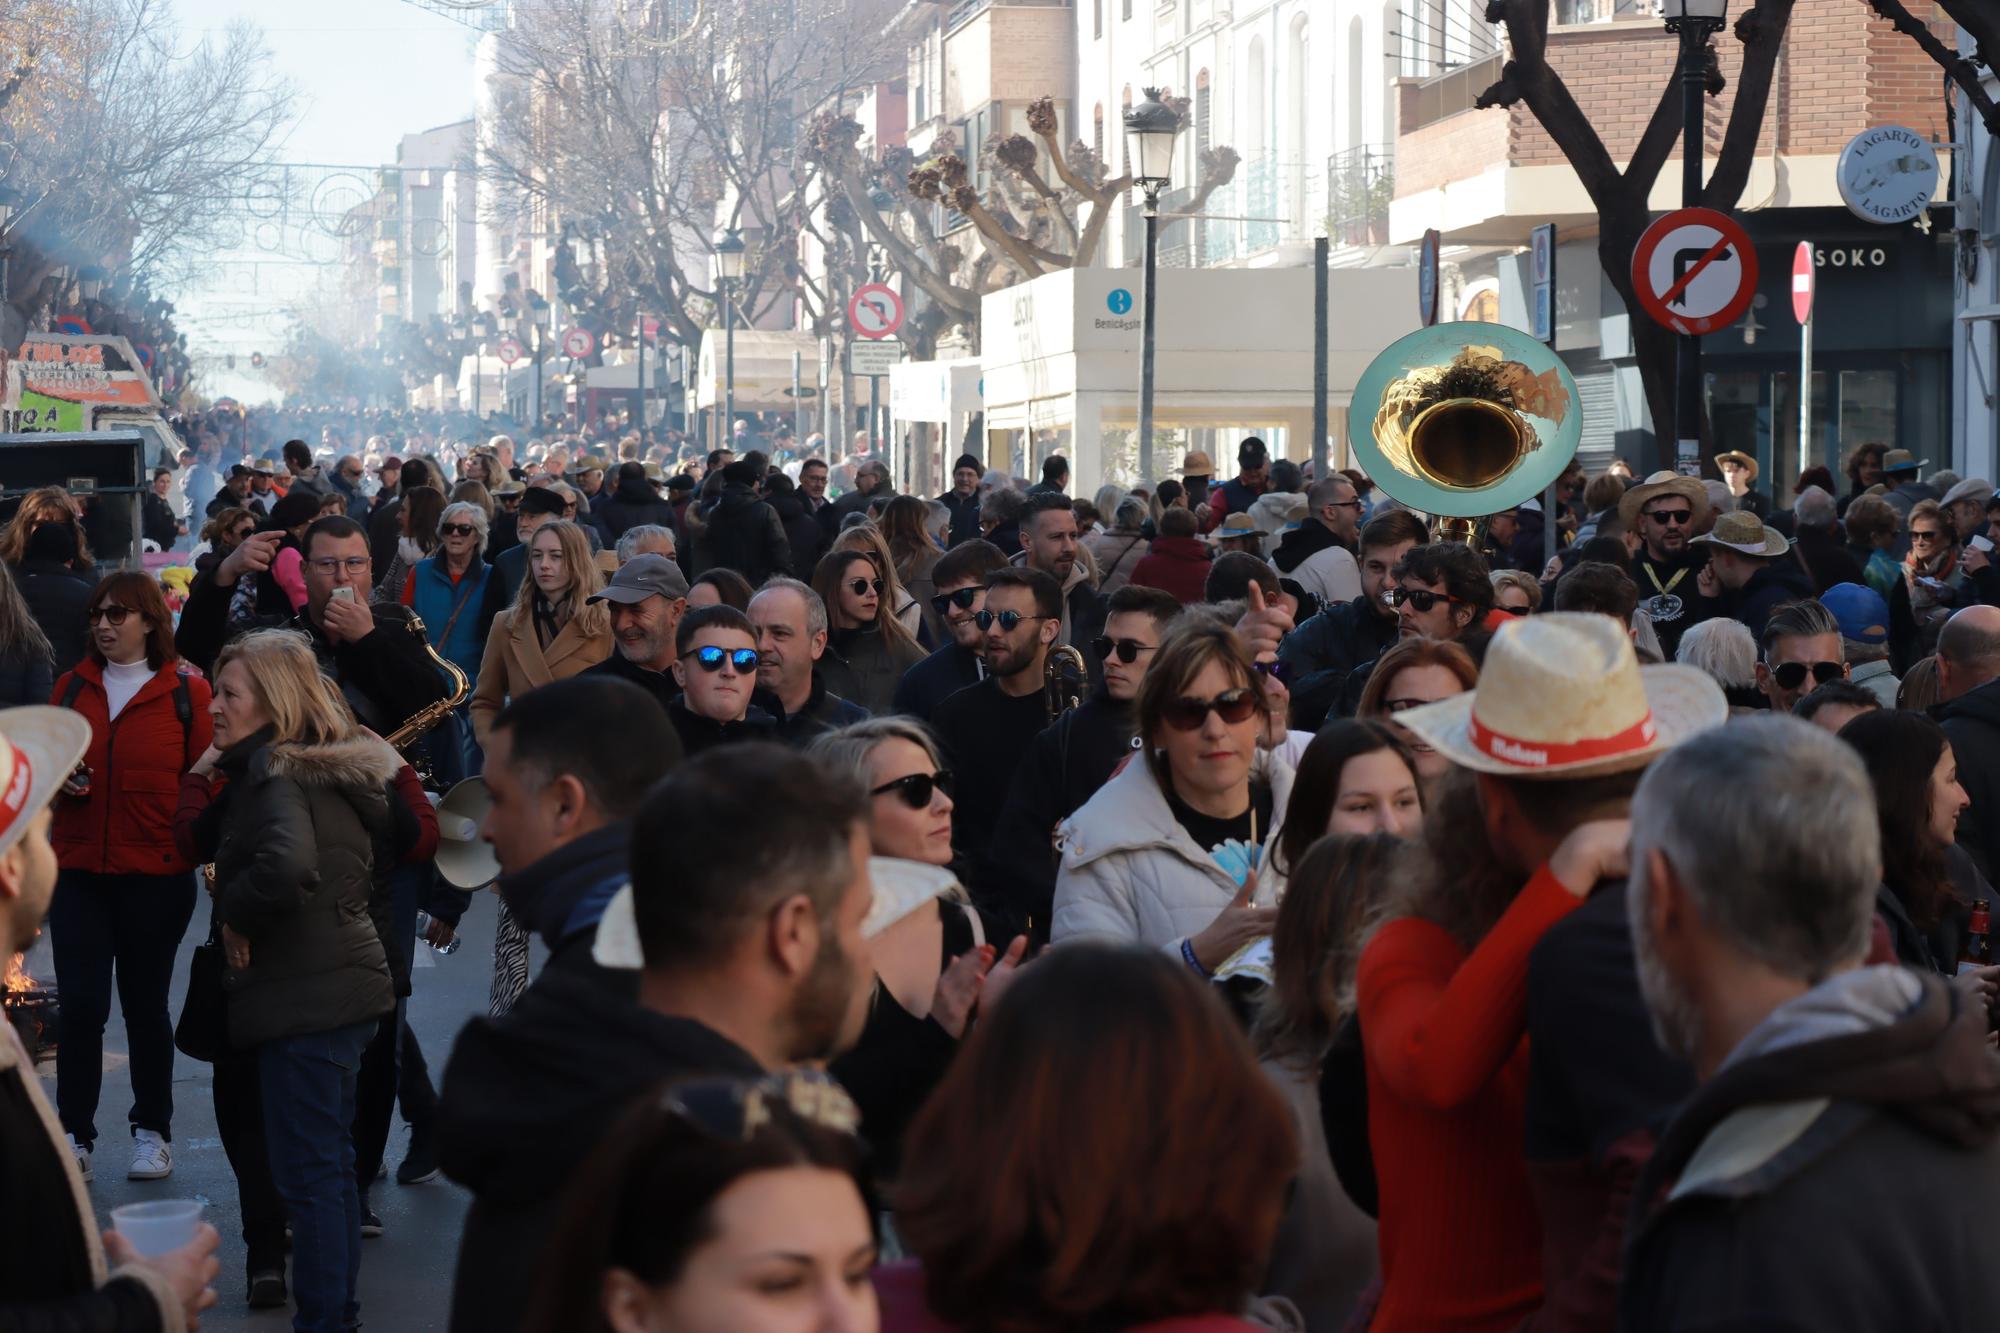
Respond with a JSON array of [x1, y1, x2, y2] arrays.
[[5, 418, 2000, 1333]]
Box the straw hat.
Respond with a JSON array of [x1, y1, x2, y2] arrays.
[[1715, 450, 1758, 480], [1393, 613, 1726, 779], [1691, 510, 1791, 558], [1207, 513, 1264, 546], [592, 856, 960, 971], [1617, 470, 1711, 531], [0, 707, 91, 858], [1181, 450, 1215, 478], [1882, 448, 1926, 474]]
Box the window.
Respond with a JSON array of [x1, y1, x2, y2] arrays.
[[1094, 0, 1102, 38], [1195, 70, 1210, 159], [1123, 0, 1132, 19], [1093, 104, 1104, 162]]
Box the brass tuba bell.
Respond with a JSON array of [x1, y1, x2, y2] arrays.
[[1349, 321, 1584, 522]]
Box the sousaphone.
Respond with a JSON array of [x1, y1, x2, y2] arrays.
[[1349, 321, 1583, 533]]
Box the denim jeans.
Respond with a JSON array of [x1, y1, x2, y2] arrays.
[[49, 870, 198, 1148], [260, 1019, 377, 1333]]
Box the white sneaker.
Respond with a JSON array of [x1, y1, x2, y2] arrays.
[[66, 1133, 92, 1183], [128, 1129, 172, 1181]]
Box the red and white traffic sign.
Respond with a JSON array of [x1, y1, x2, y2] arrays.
[[1791, 241, 1814, 325], [560, 326, 596, 359], [496, 335, 523, 366], [848, 283, 904, 340], [1631, 207, 1759, 337]]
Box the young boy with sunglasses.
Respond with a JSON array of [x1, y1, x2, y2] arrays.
[[667, 604, 777, 755]]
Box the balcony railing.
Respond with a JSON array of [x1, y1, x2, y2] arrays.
[[1402, 51, 1505, 134], [1326, 144, 1394, 248], [1555, 0, 1660, 22]]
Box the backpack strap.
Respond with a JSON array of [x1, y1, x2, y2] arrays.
[[59, 673, 85, 710], [173, 672, 194, 765]]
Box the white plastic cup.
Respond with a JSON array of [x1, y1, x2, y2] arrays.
[[110, 1199, 202, 1257]]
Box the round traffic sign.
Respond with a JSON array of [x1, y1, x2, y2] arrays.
[[497, 335, 523, 366], [848, 283, 904, 340], [1791, 241, 1814, 325], [560, 326, 596, 359], [1631, 207, 1759, 337]]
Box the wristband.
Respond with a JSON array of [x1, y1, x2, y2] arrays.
[[1180, 936, 1212, 979]]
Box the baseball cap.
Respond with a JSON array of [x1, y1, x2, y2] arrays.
[[0, 707, 91, 858], [1820, 583, 1889, 645], [517, 486, 569, 518], [376, 456, 403, 473], [1238, 437, 1269, 466], [588, 553, 690, 605]]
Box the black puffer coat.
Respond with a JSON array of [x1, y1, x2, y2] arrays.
[[695, 482, 792, 584], [212, 728, 396, 1049], [595, 477, 678, 540]]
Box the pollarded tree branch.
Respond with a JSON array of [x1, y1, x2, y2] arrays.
[[1865, 0, 2000, 136]]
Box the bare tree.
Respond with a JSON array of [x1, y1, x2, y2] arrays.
[[0, 0, 292, 338], [1475, 0, 1798, 461], [802, 93, 1241, 359], [1858, 0, 1998, 136]]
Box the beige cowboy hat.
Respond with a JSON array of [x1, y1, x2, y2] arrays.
[[1714, 450, 1759, 480], [1617, 470, 1712, 531], [0, 707, 91, 858], [1881, 448, 1927, 473], [1206, 512, 1265, 546], [1691, 510, 1791, 558], [1394, 612, 1727, 779], [591, 856, 961, 971]]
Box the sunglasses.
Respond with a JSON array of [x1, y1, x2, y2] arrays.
[[1091, 636, 1156, 664], [931, 587, 981, 617], [1643, 508, 1693, 526], [1383, 587, 1462, 612], [87, 605, 134, 626], [1493, 604, 1529, 618], [1160, 687, 1259, 732], [974, 609, 1046, 633], [1910, 529, 1942, 544], [1770, 660, 1844, 691], [869, 769, 956, 809], [439, 523, 478, 538], [693, 645, 760, 673], [1252, 658, 1292, 684], [847, 577, 885, 597]]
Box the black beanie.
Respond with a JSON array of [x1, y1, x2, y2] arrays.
[[954, 453, 982, 474]]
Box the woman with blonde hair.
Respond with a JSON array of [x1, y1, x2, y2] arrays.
[[1489, 569, 1541, 617], [812, 548, 926, 717], [177, 628, 399, 1329], [468, 519, 611, 1014]]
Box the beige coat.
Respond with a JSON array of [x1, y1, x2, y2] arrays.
[[0, 1024, 186, 1329], [468, 603, 614, 742]]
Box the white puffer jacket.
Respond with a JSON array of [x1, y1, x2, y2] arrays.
[[1052, 743, 1296, 951]]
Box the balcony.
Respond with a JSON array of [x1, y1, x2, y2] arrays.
[[1326, 144, 1394, 249]]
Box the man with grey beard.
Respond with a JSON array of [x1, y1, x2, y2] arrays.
[[1620, 717, 2000, 1331]]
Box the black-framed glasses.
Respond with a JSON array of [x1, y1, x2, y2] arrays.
[[1160, 687, 1258, 732], [693, 645, 760, 673], [1494, 604, 1529, 618], [1252, 658, 1292, 684], [309, 556, 373, 576], [1091, 635, 1156, 664], [869, 769, 955, 809], [1383, 587, 1462, 612], [974, 609, 1045, 633], [86, 605, 133, 627], [439, 523, 478, 538], [1642, 507, 1693, 526], [930, 587, 981, 617], [1771, 660, 1844, 691], [847, 577, 885, 597], [230, 526, 255, 541], [661, 1071, 861, 1142], [1909, 529, 1943, 545], [1325, 498, 1364, 511]]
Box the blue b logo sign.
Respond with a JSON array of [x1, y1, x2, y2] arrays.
[[1107, 288, 1133, 315]]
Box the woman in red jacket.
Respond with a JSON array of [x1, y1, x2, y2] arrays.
[[48, 571, 212, 1185]]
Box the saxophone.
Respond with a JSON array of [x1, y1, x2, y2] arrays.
[[1043, 643, 1087, 722], [383, 612, 472, 785]]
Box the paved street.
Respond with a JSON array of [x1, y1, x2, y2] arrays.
[[20, 890, 502, 1332]]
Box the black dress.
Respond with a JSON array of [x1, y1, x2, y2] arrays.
[[831, 899, 994, 1185]]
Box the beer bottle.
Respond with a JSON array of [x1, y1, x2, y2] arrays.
[[1959, 899, 1992, 976]]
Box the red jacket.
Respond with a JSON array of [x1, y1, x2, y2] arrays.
[[50, 658, 213, 876], [1128, 536, 1213, 604]]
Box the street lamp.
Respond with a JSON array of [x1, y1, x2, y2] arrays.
[[713, 226, 746, 446], [1124, 87, 1182, 487], [1662, 0, 1728, 476], [526, 291, 552, 429]]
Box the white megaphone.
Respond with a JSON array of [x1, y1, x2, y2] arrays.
[[431, 777, 501, 890]]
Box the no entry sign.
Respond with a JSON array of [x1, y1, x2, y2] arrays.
[[848, 283, 904, 340], [1791, 241, 1814, 324], [1631, 207, 1759, 337]]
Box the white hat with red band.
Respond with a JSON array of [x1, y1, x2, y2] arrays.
[[0, 707, 91, 858], [1393, 612, 1727, 779]]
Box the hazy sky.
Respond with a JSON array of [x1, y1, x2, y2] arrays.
[[168, 0, 481, 401]]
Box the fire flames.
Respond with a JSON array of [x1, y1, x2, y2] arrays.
[[2, 953, 32, 994]]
